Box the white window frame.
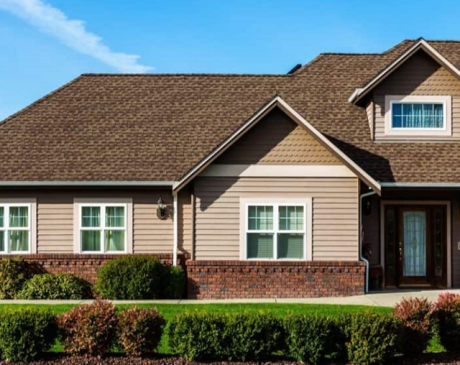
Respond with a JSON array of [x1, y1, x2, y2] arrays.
[[74, 198, 133, 254], [385, 95, 452, 137], [240, 198, 313, 261], [0, 199, 36, 255]]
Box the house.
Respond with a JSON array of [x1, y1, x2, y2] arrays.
[[1, 37, 460, 299]]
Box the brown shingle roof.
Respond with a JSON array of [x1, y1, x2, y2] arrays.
[[2, 39, 460, 183]]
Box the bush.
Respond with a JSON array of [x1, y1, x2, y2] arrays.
[[393, 297, 433, 355], [118, 306, 165, 356], [284, 313, 339, 364], [343, 312, 402, 365], [96, 256, 164, 299], [57, 300, 118, 356], [0, 308, 57, 362], [161, 266, 185, 299], [433, 292, 460, 352], [168, 311, 283, 361], [18, 273, 92, 300], [0, 257, 29, 299]]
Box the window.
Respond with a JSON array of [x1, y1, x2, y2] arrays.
[[391, 102, 444, 129], [79, 204, 127, 253], [243, 199, 312, 260], [0, 204, 31, 254], [385, 95, 451, 137]]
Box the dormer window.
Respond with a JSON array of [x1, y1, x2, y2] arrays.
[[385, 95, 451, 137], [391, 102, 444, 129]]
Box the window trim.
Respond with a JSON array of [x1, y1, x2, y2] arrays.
[[240, 198, 313, 261], [0, 199, 36, 255], [74, 198, 133, 254], [384, 95, 452, 137]]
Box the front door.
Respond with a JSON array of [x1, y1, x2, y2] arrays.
[[384, 205, 447, 288], [399, 208, 431, 286]]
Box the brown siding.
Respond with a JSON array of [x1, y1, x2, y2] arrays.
[[194, 177, 359, 261], [216, 108, 340, 165], [373, 50, 460, 140]]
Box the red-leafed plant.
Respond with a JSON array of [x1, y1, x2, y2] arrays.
[[117, 306, 165, 356], [393, 297, 433, 355], [57, 300, 118, 356], [433, 292, 460, 351]]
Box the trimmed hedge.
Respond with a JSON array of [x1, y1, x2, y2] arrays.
[[168, 311, 283, 361], [284, 313, 340, 364], [0, 308, 57, 362], [96, 256, 185, 299], [57, 300, 118, 356], [18, 273, 92, 300], [433, 292, 460, 352], [393, 297, 433, 355], [0, 257, 29, 299], [118, 306, 165, 356]]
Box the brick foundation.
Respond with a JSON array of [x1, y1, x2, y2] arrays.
[[187, 260, 366, 299], [0, 254, 187, 284]]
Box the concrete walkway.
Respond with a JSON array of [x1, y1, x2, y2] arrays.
[[1, 289, 460, 307]]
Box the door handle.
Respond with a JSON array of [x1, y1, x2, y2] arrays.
[[399, 242, 403, 260]]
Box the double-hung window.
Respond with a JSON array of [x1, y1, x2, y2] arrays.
[[244, 199, 311, 260], [79, 204, 127, 253], [0, 204, 31, 254]]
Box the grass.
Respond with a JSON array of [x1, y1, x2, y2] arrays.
[[0, 303, 392, 354]]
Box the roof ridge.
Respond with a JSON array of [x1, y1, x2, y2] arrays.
[[81, 73, 288, 77], [0, 75, 84, 128]]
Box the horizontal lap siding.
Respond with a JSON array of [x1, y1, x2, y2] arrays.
[[38, 198, 74, 253], [194, 177, 359, 261], [374, 50, 460, 140]]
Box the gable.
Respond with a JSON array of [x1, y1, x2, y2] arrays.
[[372, 50, 460, 140], [216, 108, 341, 165], [373, 50, 460, 96]]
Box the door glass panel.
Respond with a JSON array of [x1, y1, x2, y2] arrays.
[[403, 211, 427, 277], [435, 211, 443, 277]]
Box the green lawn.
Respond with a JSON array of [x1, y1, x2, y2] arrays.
[[0, 303, 392, 355]]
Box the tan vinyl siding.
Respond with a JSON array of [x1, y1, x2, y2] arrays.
[[366, 100, 374, 140], [216, 108, 340, 165], [38, 197, 74, 253], [374, 50, 460, 140], [194, 177, 359, 261]]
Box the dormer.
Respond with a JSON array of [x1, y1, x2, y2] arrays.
[[351, 39, 460, 141]]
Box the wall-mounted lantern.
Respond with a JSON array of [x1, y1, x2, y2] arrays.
[[157, 196, 167, 220]]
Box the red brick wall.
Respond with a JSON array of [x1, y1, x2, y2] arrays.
[[187, 261, 366, 299], [0, 254, 187, 284]]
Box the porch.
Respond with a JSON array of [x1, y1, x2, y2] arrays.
[[362, 187, 460, 291]]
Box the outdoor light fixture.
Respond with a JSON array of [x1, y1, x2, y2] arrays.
[[157, 196, 167, 220]]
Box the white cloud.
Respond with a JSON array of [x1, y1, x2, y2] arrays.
[[0, 0, 152, 73]]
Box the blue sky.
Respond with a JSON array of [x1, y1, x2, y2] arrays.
[[0, 0, 459, 120]]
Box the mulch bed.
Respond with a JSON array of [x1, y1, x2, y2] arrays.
[[3, 353, 460, 364]]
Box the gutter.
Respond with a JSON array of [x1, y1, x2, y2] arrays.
[[0, 181, 177, 187], [360, 190, 377, 293], [381, 182, 460, 188]]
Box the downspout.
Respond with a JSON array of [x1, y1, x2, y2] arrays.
[[360, 190, 377, 293], [173, 192, 178, 267]]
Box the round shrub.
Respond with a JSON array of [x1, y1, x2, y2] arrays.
[[117, 306, 165, 356], [393, 297, 433, 355], [433, 292, 460, 351], [168, 311, 283, 362], [0, 308, 57, 362], [18, 273, 92, 300], [57, 300, 118, 356], [96, 256, 163, 299], [343, 312, 402, 365], [161, 266, 186, 299], [284, 313, 338, 364], [0, 257, 29, 299]]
